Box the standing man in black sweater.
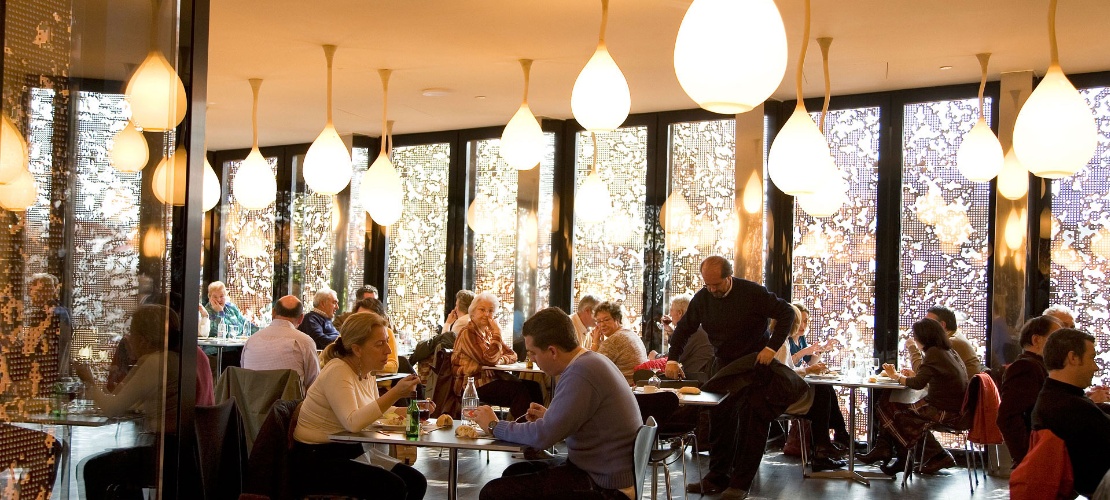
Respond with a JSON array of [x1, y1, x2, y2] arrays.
[[664, 256, 796, 499]]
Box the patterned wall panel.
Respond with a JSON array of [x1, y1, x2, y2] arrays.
[[573, 127, 648, 330], [537, 141, 554, 311], [345, 148, 369, 306], [223, 157, 278, 324], [291, 179, 340, 303], [387, 143, 450, 344], [471, 139, 520, 336], [1050, 86, 1110, 386]]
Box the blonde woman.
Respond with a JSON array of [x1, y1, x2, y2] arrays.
[[293, 312, 426, 499]]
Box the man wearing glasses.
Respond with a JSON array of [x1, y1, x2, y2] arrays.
[[664, 256, 796, 499]]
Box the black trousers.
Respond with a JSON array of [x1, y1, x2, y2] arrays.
[[477, 377, 543, 420], [802, 384, 838, 447], [82, 445, 160, 500], [709, 392, 772, 490], [479, 458, 629, 500], [292, 441, 427, 499]]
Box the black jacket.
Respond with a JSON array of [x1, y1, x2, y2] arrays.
[[704, 353, 809, 422]]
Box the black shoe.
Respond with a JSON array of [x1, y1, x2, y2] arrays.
[[918, 453, 956, 474], [686, 478, 726, 495], [855, 440, 894, 465], [811, 456, 847, 472], [880, 457, 908, 477]]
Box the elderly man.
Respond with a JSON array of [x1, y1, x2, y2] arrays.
[[997, 316, 1060, 466], [475, 307, 642, 500], [298, 288, 340, 350], [1044, 304, 1076, 329], [664, 256, 795, 499], [204, 281, 253, 338], [569, 294, 599, 349], [1032, 328, 1110, 497], [242, 295, 320, 388]]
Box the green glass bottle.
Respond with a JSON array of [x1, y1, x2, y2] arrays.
[[405, 398, 420, 440]]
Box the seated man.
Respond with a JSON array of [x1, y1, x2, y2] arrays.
[[475, 307, 642, 500], [997, 316, 1058, 466], [1031, 328, 1110, 497], [242, 295, 320, 388], [569, 294, 599, 349], [299, 288, 341, 350], [1043, 304, 1076, 329], [914, 305, 982, 377]]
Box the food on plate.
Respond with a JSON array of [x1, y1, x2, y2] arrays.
[[436, 414, 454, 428], [455, 425, 481, 438], [678, 386, 701, 395], [378, 412, 404, 426]]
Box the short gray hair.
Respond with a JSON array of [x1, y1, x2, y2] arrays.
[[669, 294, 692, 316], [208, 281, 227, 294], [313, 288, 338, 308], [577, 294, 601, 312], [469, 291, 500, 315], [1043, 304, 1075, 320]]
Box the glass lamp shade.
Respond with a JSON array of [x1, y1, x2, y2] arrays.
[[0, 168, 38, 211], [1013, 65, 1097, 179], [466, 193, 497, 234], [1004, 209, 1024, 251], [125, 50, 188, 132], [571, 44, 631, 132], [659, 190, 692, 234], [742, 170, 763, 214], [797, 160, 846, 218], [997, 149, 1029, 200], [575, 171, 612, 223], [303, 124, 352, 195], [233, 149, 277, 210], [767, 107, 827, 196], [0, 114, 29, 184], [360, 154, 404, 226], [202, 157, 221, 212], [141, 227, 166, 258], [673, 0, 787, 114], [151, 146, 187, 206], [956, 118, 1004, 182], [500, 103, 546, 170], [110, 121, 150, 172]]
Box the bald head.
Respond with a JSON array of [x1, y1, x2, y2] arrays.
[[273, 295, 304, 325]]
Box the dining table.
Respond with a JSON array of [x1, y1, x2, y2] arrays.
[[197, 336, 248, 372], [631, 386, 727, 406], [486, 362, 555, 403]]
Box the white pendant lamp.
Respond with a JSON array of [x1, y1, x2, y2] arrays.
[[957, 54, 1004, 183], [303, 45, 353, 195], [140, 227, 166, 258], [660, 190, 692, 234], [0, 114, 29, 184], [110, 120, 150, 172], [500, 59, 546, 171], [233, 79, 277, 210], [361, 70, 405, 227], [151, 145, 187, 205], [202, 156, 221, 212], [575, 133, 613, 224], [571, 0, 630, 132], [673, 0, 787, 114], [125, 0, 187, 131], [0, 168, 38, 211], [466, 192, 497, 234], [767, 0, 825, 197], [1013, 0, 1097, 179], [797, 37, 846, 218], [997, 149, 1029, 200]]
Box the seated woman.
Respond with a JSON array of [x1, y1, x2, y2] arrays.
[[590, 301, 648, 386], [788, 301, 854, 451], [860, 318, 969, 476], [292, 312, 427, 500], [336, 297, 401, 373], [452, 292, 542, 420]]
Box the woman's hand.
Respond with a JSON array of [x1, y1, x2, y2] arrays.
[[74, 362, 94, 384], [805, 362, 828, 375], [900, 368, 915, 378], [392, 374, 421, 396], [882, 363, 898, 379]]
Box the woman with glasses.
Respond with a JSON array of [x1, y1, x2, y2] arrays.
[[590, 301, 647, 385]]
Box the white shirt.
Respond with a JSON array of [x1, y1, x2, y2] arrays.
[[242, 318, 321, 388]]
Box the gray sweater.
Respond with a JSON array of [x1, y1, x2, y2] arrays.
[[492, 350, 642, 489]]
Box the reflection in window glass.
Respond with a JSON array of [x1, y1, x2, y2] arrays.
[[345, 147, 369, 305], [1050, 86, 1110, 385], [223, 156, 278, 324]]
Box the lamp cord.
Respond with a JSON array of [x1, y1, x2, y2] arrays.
[[249, 78, 262, 149], [1048, 0, 1059, 66], [590, 132, 598, 175], [976, 53, 990, 121], [379, 69, 392, 155], [818, 37, 832, 130], [520, 59, 533, 105], [148, 0, 161, 51], [324, 45, 337, 125], [598, 0, 609, 45], [793, 0, 811, 111]]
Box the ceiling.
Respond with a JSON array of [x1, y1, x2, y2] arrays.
[[195, 0, 1110, 151]]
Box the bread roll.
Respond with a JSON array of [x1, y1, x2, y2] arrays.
[[678, 386, 701, 395], [455, 425, 481, 438], [436, 414, 454, 427]]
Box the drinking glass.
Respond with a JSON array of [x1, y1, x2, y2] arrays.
[[872, 357, 881, 375], [217, 322, 228, 339], [417, 400, 433, 422]]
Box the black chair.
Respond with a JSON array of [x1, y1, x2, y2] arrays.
[[397, 355, 415, 374], [633, 369, 658, 384], [635, 391, 686, 499], [633, 417, 659, 500], [901, 375, 987, 490], [195, 398, 248, 500], [0, 424, 64, 499], [244, 399, 301, 500]]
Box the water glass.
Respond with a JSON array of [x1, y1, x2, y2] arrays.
[[217, 322, 228, 339]]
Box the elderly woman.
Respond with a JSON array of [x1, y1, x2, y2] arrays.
[[589, 301, 647, 385], [299, 288, 341, 350], [204, 281, 253, 338], [452, 292, 542, 420], [293, 312, 427, 499], [860, 318, 969, 476]]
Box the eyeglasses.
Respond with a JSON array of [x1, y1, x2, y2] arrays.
[[595, 316, 616, 324]]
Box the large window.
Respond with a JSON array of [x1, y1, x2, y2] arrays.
[[223, 156, 278, 324]]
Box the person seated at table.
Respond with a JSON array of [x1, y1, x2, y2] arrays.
[[784, 302, 854, 451], [7, 273, 74, 395], [452, 292, 542, 420], [636, 294, 714, 377], [338, 297, 400, 373], [204, 281, 255, 338], [998, 315, 1060, 467], [1043, 303, 1076, 329], [299, 288, 341, 350], [411, 289, 474, 367], [76, 304, 180, 500], [242, 295, 320, 388], [570, 294, 600, 349], [474, 307, 642, 500], [292, 312, 427, 500], [859, 318, 968, 476], [589, 301, 648, 386], [355, 284, 379, 302], [912, 305, 981, 378]]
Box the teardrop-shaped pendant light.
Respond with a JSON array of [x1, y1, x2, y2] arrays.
[[673, 0, 787, 114], [500, 59, 546, 170], [997, 149, 1029, 200], [575, 133, 613, 224], [571, 0, 630, 132], [467, 192, 497, 234], [796, 37, 846, 218], [660, 190, 692, 234], [202, 157, 221, 212], [0, 168, 39, 211], [361, 70, 405, 227], [110, 120, 150, 172], [0, 114, 29, 184], [1013, 0, 1097, 179], [152, 145, 187, 205], [303, 45, 353, 195], [957, 54, 1004, 182], [125, 0, 187, 131], [233, 78, 277, 210]]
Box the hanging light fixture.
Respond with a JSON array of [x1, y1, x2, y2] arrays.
[[660, 190, 692, 234], [361, 70, 404, 227], [151, 145, 187, 205], [1013, 0, 1097, 179], [956, 53, 1005, 182], [997, 148, 1029, 200], [140, 227, 166, 258], [673, 0, 787, 114], [0, 114, 29, 184], [575, 133, 613, 224], [466, 192, 497, 234], [110, 120, 150, 172], [796, 37, 846, 218], [767, 0, 825, 197], [233, 78, 278, 210], [125, 0, 187, 131], [501, 59, 546, 171], [202, 156, 221, 212], [303, 45, 353, 195], [571, 0, 630, 132], [0, 168, 38, 211]]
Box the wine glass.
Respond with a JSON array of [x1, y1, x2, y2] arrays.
[[872, 357, 881, 375]]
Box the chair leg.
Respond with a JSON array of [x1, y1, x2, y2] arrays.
[[796, 419, 809, 478], [679, 435, 689, 500], [663, 462, 672, 500], [651, 462, 659, 500]]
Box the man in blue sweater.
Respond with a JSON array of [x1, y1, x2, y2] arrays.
[[665, 256, 796, 499], [298, 288, 341, 350], [475, 307, 642, 500]]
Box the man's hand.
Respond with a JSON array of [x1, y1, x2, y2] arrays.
[[474, 405, 499, 432], [525, 402, 547, 422], [665, 361, 684, 379], [1089, 386, 1110, 404], [756, 346, 776, 365]]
